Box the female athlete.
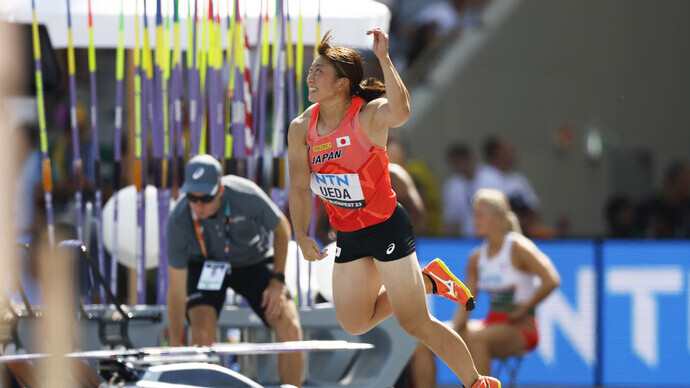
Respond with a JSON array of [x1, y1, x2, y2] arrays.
[[287, 28, 500, 388], [454, 189, 561, 374]]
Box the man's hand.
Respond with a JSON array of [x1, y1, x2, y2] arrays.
[[261, 279, 288, 321], [296, 235, 328, 262]]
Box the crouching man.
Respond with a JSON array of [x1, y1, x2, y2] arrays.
[[167, 154, 303, 386]]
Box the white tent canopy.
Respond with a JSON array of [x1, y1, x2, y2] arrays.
[[1, 0, 390, 50]]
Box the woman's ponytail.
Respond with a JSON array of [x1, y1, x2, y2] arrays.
[[354, 78, 386, 102], [505, 211, 522, 234]]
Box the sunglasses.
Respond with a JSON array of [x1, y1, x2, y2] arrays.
[[187, 193, 216, 203]]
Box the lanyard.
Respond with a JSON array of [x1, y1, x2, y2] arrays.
[[192, 200, 232, 259]]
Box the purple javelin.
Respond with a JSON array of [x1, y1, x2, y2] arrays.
[[270, 0, 288, 211], [188, 0, 200, 156], [111, 0, 126, 298], [65, 0, 85, 243], [87, 0, 107, 303]]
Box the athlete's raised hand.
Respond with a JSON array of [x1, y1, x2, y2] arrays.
[[296, 235, 328, 262], [366, 27, 389, 60]]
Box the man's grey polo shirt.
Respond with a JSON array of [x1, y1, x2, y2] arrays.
[[167, 175, 282, 269]]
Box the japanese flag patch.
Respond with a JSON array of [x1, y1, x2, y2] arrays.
[[336, 136, 351, 147]]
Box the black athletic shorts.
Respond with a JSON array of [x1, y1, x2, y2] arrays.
[[186, 258, 277, 326], [335, 203, 416, 263]]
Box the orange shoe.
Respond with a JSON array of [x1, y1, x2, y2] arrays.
[[422, 258, 475, 311], [470, 375, 502, 388]]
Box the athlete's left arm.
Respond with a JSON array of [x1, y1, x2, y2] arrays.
[[367, 28, 410, 129], [509, 237, 561, 323]]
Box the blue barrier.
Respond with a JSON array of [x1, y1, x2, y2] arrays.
[[602, 241, 690, 386], [416, 238, 690, 387]]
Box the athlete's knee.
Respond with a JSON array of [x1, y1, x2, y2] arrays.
[[340, 323, 369, 336], [397, 313, 432, 339], [338, 318, 371, 336]]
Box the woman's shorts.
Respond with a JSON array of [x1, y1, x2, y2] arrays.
[[334, 203, 416, 263], [484, 311, 539, 351]]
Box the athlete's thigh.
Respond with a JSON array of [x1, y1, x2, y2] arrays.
[[332, 256, 382, 324], [475, 324, 527, 358], [374, 252, 429, 321]]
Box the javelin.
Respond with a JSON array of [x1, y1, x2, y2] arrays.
[[270, 0, 288, 211], [296, 0, 304, 113], [141, 0, 156, 305], [87, 0, 107, 302], [187, 0, 201, 157], [208, 0, 224, 163], [171, 0, 185, 193], [65, 0, 85, 244], [249, 0, 263, 178], [250, 0, 263, 98], [111, 0, 126, 298], [197, 0, 209, 154], [255, 0, 269, 187], [30, 0, 56, 246], [134, 0, 147, 304], [314, 0, 321, 60], [224, 0, 235, 172], [242, 1, 255, 170], [285, 0, 296, 120], [306, 0, 323, 306], [284, 0, 306, 306], [154, 0, 170, 305], [229, 0, 248, 176]]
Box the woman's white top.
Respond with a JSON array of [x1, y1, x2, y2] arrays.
[[476, 232, 538, 307]]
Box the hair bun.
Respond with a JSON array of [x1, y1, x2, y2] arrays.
[[360, 78, 384, 89], [357, 78, 386, 101]]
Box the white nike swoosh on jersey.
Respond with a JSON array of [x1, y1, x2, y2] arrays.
[[429, 271, 456, 298]]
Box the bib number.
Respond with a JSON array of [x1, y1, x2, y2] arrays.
[[310, 173, 366, 209], [197, 261, 231, 291]]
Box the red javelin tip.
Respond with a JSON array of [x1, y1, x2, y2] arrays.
[[88, 0, 93, 27]]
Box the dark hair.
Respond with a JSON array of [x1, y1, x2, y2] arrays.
[[664, 160, 689, 186], [317, 31, 386, 102], [482, 135, 501, 162], [447, 143, 472, 161]]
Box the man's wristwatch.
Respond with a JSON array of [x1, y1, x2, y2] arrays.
[[270, 273, 286, 284]]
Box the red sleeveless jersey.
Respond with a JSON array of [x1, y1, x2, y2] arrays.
[[307, 96, 397, 231]]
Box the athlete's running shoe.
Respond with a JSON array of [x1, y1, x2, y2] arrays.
[[422, 258, 475, 311], [470, 375, 501, 388]]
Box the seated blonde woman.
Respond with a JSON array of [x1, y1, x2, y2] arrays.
[[453, 188, 561, 374]]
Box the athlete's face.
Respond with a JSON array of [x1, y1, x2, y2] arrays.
[[307, 56, 348, 103], [473, 202, 504, 238], [188, 186, 224, 219]]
